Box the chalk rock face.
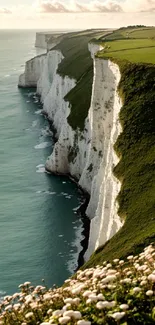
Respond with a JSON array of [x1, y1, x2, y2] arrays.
[[18, 43, 123, 260], [82, 60, 123, 259], [35, 33, 53, 49], [18, 54, 46, 88]]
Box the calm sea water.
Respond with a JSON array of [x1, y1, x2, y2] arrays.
[[0, 30, 83, 297]]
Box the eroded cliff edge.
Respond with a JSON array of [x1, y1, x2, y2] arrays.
[[18, 33, 123, 261]]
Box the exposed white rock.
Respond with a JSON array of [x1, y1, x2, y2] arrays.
[[18, 54, 46, 88], [18, 43, 123, 261], [83, 60, 123, 259], [35, 33, 54, 49], [37, 50, 64, 104]]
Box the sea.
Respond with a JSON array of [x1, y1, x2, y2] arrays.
[[0, 29, 83, 297]]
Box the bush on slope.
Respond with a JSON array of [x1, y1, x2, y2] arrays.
[[0, 245, 154, 325]]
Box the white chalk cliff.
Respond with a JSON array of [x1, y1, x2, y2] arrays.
[[35, 33, 54, 49], [18, 43, 123, 260]]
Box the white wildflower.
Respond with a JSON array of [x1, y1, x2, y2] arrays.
[[63, 310, 75, 317], [109, 301, 116, 308], [127, 255, 134, 260], [25, 312, 34, 319], [5, 305, 12, 311], [47, 309, 53, 315], [120, 304, 129, 310], [13, 303, 21, 310], [44, 293, 52, 301], [59, 316, 71, 324], [73, 297, 80, 304], [24, 282, 31, 286], [52, 310, 62, 317], [77, 321, 91, 325], [112, 312, 125, 320], [64, 298, 73, 304], [140, 280, 147, 286], [97, 293, 105, 300], [113, 259, 119, 263], [83, 290, 92, 298], [133, 287, 141, 294], [86, 299, 92, 304], [73, 311, 82, 319], [146, 290, 154, 296], [96, 301, 111, 309], [88, 294, 98, 302], [148, 274, 155, 282]]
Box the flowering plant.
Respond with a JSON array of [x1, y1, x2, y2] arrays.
[[0, 244, 154, 324]]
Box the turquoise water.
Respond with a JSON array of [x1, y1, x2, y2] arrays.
[[0, 30, 83, 296]]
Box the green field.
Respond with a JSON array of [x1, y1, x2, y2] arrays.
[[129, 27, 155, 38], [103, 26, 155, 41], [98, 38, 155, 64]]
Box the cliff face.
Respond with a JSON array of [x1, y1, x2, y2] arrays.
[[18, 44, 123, 260], [18, 54, 46, 88], [35, 33, 55, 49]]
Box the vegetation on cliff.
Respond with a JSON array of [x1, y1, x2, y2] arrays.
[[0, 245, 154, 325], [54, 30, 107, 131], [83, 27, 155, 268]]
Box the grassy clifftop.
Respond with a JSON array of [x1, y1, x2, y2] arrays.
[[83, 27, 155, 269]]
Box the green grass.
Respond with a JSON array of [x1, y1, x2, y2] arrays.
[[102, 39, 155, 52], [129, 27, 155, 39], [66, 66, 93, 131], [100, 47, 155, 65], [82, 60, 155, 269], [54, 30, 107, 130], [98, 39, 155, 64], [103, 26, 155, 41]]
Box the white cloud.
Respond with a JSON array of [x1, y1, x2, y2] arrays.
[[39, 1, 123, 13], [37, 0, 155, 14]]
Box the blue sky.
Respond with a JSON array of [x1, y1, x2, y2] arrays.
[[0, 0, 155, 29]]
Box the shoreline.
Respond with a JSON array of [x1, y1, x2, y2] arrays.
[[42, 108, 91, 271], [45, 166, 91, 271]]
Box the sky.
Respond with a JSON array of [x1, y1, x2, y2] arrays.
[[0, 0, 155, 29]]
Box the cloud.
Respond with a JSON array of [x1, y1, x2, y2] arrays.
[[38, 0, 155, 14], [123, 0, 155, 12], [40, 2, 69, 12], [0, 7, 12, 14], [39, 1, 123, 13]]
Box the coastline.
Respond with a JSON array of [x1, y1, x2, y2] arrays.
[[42, 106, 91, 271]]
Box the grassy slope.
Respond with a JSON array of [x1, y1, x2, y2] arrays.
[[98, 39, 155, 65], [129, 27, 155, 38], [54, 30, 107, 130], [103, 26, 155, 41], [82, 28, 155, 269]]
